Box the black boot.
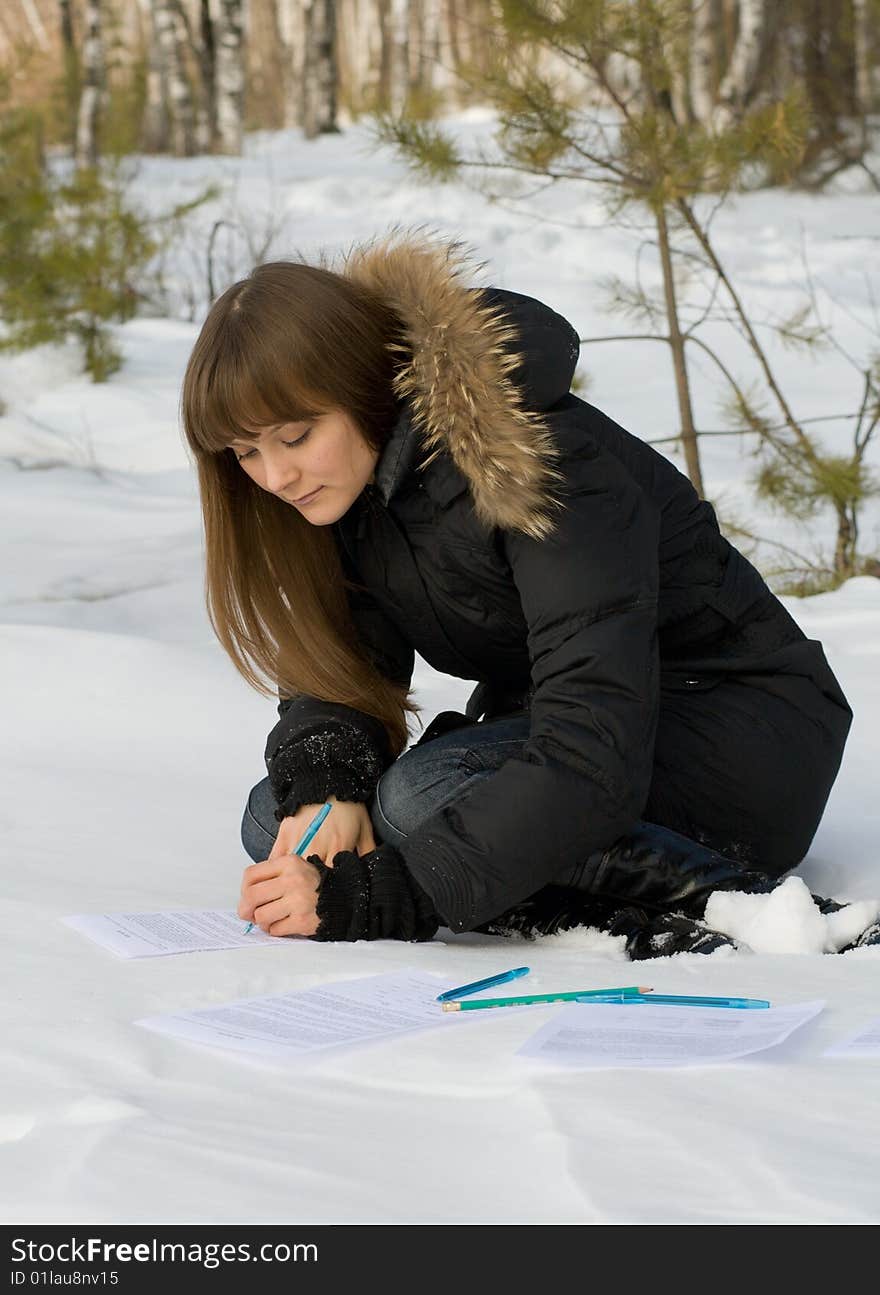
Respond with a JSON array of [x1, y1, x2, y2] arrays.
[[477, 889, 737, 959], [557, 820, 779, 918], [578, 846, 880, 954], [840, 918, 880, 951], [477, 887, 622, 940], [605, 906, 738, 960]]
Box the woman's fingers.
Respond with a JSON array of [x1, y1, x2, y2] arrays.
[[267, 912, 320, 938], [238, 864, 276, 919], [252, 887, 320, 936], [239, 875, 287, 918], [244, 858, 284, 883], [238, 858, 299, 918], [252, 896, 300, 930], [241, 855, 321, 925]]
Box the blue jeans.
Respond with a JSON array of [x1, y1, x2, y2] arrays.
[[240, 713, 530, 862]]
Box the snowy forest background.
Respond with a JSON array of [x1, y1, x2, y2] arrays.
[[3, 0, 880, 593], [4, 2, 880, 165]]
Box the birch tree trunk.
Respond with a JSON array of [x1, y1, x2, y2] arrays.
[[75, 0, 105, 168], [667, 45, 691, 124], [447, 0, 469, 69], [151, 0, 197, 154], [276, 0, 306, 129], [713, 0, 769, 128], [605, 50, 645, 110], [434, 0, 458, 102], [190, 0, 217, 151], [211, 0, 246, 153], [301, 0, 339, 137], [0, 14, 12, 63], [690, 0, 719, 124], [137, 0, 169, 151], [852, 0, 873, 123], [59, 0, 79, 129], [20, 0, 50, 50], [353, 0, 384, 112], [384, 0, 409, 115], [449, 0, 488, 106], [417, 0, 457, 105], [59, 0, 75, 53]]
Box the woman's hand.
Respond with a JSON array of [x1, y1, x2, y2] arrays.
[[238, 796, 377, 937], [239, 852, 322, 936], [269, 794, 377, 866]]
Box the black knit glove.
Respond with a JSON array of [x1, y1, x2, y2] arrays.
[[267, 721, 388, 823], [308, 843, 440, 943]]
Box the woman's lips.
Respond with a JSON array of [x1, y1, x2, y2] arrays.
[[294, 486, 323, 505]]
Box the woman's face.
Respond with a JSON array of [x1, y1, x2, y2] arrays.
[[230, 409, 379, 525]]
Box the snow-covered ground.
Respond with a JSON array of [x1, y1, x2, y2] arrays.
[[2, 111, 879, 1224]]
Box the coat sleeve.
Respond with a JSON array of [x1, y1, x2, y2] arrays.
[[397, 439, 661, 931], [264, 582, 415, 822]]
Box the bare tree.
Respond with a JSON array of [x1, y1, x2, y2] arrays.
[[349, 0, 385, 113], [852, 0, 874, 143], [275, 0, 306, 128], [446, 0, 469, 68], [188, 0, 217, 151], [170, 0, 218, 150], [714, 0, 769, 128], [384, 0, 409, 116], [20, 0, 50, 51], [138, 0, 169, 151], [302, 0, 339, 137], [75, 0, 105, 168], [151, 0, 197, 154], [413, 0, 457, 105], [690, 0, 719, 125], [58, 0, 75, 53], [58, 0, 79, 128], [212, 0, 246, 152]]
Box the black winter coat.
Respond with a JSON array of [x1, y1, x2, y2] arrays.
[[263, 235, 849, 934]]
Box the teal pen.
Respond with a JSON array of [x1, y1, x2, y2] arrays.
[[441, 986, 651, 1011], [244, 801, 333, 934], [575, 992, 770, 1009], [436, 966, 530, 1002]]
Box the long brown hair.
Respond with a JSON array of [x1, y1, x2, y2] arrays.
[[181, 257, 420, 758]]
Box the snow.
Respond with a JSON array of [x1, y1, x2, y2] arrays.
[[1, 113, 879, 1225], [705, 876, 879, 954]]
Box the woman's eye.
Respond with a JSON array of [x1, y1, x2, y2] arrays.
[[235, 429, 310, 462]]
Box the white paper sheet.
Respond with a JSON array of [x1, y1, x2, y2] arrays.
[[135, 970, 452, 1061], [516, 1000, 826, 1068], [823, 1017, 880, 1059], [62, 910, 281, 957]]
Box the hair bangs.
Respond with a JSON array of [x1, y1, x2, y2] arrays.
[[183, 306, 331, 457]]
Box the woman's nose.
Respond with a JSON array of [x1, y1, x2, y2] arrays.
[[263, 453, 298, 494]]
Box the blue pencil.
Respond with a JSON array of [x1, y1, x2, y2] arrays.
[[244, 801, 333, 934]]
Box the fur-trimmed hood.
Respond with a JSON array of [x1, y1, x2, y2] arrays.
[[340, 228, 580, 540]]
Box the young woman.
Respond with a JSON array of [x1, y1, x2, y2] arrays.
[[181, 229, 867, 958]]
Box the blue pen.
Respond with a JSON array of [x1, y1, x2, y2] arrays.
[[575, 992, 769, 1009], [244, 801, 333, 934], [436, 966, 530, 1002]]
